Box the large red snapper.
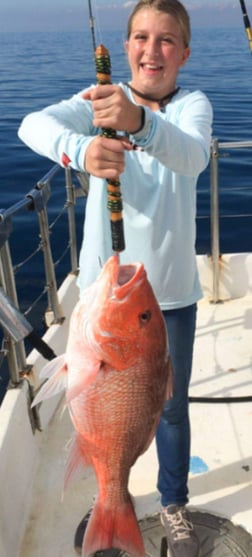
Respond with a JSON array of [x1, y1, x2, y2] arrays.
[[32, 255, 172, 557]]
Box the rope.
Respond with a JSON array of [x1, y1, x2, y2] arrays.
[[189, 394, 252, 404]]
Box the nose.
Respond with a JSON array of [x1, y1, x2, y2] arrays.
[[145, 38, 160, 58]]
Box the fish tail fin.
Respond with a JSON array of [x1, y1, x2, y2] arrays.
[[83, 497, 145, 557]]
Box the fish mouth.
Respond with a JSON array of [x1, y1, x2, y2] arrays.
[[113, 258, 146, 300]]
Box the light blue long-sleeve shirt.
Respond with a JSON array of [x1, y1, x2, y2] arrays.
[[18, 84, 213, 309]]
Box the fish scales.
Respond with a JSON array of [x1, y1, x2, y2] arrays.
[[32, 255, 171, 557]]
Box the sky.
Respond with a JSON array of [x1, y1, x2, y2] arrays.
[[1, 0, 252, 32]]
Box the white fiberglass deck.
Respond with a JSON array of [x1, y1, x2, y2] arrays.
[[18, 256, 252, 557]]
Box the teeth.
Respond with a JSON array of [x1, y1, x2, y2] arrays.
[[145, 64, 160, 70]]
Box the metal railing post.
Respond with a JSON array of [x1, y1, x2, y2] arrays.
[[27, 173, 65, 324], [210, 138, 220, 303], [37, 205, 64, 324], [65, 168, 78, 274], [0, 241, 28, 384]]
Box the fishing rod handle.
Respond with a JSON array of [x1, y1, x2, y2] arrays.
[[95, 44, 125, 253]]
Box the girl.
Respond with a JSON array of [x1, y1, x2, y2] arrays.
[[18, 1, 212, 555]]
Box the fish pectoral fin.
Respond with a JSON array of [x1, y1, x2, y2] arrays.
[[66, 357, 102, 403], [31, 358, 67, 408], [39, 354, 66, 379]]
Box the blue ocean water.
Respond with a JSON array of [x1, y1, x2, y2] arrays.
[[0, 27, 251, 400], [0, 27, 251, 254]]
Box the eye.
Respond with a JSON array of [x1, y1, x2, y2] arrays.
[[139, 310, 151, 325], [162, 37, 174, 45], [134, 33, 147, 41]]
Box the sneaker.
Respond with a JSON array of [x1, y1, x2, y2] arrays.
[[160, 505, 201, 557]]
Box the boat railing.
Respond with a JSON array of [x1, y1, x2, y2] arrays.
[[0, 165, 87, 390], [210, 138, 252, 302], [0, 138, 251, 397]]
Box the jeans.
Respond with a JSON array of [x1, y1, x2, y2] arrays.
[[156, 303, 197, 507]]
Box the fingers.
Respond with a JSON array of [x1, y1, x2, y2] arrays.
[[85, 136, 126, 180], [92, 87, 122, 130], [82, 84, 114, 101], [82, 88, 143, 179], [82, 85, 132, 132]]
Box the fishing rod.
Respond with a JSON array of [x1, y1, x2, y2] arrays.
[[239, 0, 252, 52], [87, 0, 125, 254], [88, 0, 96, 55]]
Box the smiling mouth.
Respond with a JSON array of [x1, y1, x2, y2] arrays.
[[141, 62, 163, 71]]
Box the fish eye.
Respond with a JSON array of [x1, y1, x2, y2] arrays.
[[139, 310, 151, 324]]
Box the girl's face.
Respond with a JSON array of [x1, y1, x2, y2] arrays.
[[125, 8, 190, 100]]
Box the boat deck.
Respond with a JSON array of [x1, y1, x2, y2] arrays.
[[19, 287, 252, 557]]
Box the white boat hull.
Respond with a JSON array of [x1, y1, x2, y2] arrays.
[[0, 254, 251, 556]]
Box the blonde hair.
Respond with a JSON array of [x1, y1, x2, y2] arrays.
[[127, 0, 190, 47]]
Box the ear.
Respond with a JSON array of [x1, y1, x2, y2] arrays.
[[124, 40, 129, 54], [180, 46, 191, 68]]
